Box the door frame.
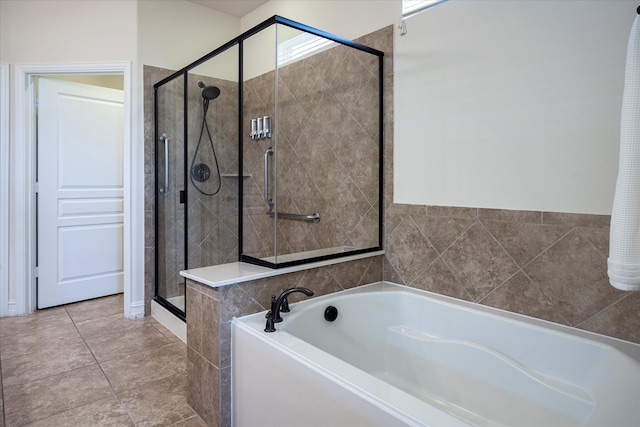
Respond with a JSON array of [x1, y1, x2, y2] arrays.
[[11, 61, 143, 318], [0, 63, 9, 317]]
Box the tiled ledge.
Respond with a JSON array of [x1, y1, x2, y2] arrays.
[[180, 250, 385, 288]]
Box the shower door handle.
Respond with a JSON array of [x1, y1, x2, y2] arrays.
[[159, 133, 169, 194], [264, 147, 274, 211]]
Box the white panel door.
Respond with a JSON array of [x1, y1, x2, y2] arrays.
[[37, 78, 124, 309]]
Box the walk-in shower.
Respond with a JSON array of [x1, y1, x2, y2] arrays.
[[153, 15, 382, 318]]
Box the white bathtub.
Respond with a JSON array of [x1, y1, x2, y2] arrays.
[[231, 282, 640, 427]]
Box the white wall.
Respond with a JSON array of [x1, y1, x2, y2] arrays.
[[241, 0, 398, 42], [238, 1, 398, 80], [47, 75, 124, 90], [242, 0, 633, 215], [394, 0, 636, 214], [0, 0, 137, 63], [138, 0, 240, 79]]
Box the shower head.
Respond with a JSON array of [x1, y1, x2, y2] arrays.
[[202, 85, 221, 101], [197, 81, 221, 101], [197, 81, 220, 115]]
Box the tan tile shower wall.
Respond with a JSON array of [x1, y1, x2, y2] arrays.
[[242, 42, 380, 258], [184, 75, 240, 268], [371, 25, 640, 344]]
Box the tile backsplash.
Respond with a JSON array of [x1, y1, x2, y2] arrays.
[[383, 205, 639, 343]]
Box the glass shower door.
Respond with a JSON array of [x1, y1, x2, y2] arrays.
[[155, 76, 187, 317], [154, 43, 240, 319], [240, 18, 383, 268]]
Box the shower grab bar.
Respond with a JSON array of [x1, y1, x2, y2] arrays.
[[268, 211, 321, 224], [264, 147, 274, 210], [159, 133, 169, 194]]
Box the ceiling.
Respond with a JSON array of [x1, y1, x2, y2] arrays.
[[186, 0, 269, 17]]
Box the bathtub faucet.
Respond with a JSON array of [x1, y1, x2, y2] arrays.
[[264, 287, 314, 332]]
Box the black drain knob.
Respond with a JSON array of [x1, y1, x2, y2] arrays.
[[324, 305, 338, 322]]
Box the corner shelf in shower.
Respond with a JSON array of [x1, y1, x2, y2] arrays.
[[221, 173, 252, 178]]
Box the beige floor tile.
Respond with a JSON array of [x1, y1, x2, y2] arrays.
[[119, 374, 196, 427], [1, 295, 193, 427], [3, 364, 114, 426], [23, 397, 134, 427], [100, 342, 187, 394], [2, 340, 97, 388], [0, 322, 84, 360], [0, 308, 72, 338], [85, 322, 172, 362], [65, 294, 124, 323], [170, 416, 209, 427], [75, 313, 153, 340], [146, 317, 183, 343]]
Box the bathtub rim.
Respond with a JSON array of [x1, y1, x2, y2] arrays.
[[239, 281, 640, 357], [328, 280, 640, 354]]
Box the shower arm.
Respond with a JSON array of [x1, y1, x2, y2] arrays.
[[159, 133, 169, 194]]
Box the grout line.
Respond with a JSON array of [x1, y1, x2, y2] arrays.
[[65, 306, 139, 427], [65, 308, 136, 427], [0, 298, 168, 427], [574, 291, 634, 331]]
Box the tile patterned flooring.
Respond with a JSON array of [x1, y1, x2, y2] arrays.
[[0, 294, 206, 427]]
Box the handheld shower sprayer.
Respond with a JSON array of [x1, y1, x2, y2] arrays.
[[191, 80, 223, 196], [197, 80, 221, 114]]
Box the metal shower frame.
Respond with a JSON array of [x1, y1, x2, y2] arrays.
[[153, 15, 384, 318]]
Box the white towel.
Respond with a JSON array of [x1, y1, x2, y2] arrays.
[[609, 14, 640, 291]]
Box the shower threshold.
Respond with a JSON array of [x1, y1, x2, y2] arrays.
[[165, 294, 185, 311], [151, 299, 186, 343]]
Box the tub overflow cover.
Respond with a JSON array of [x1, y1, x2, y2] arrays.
[[324, 306, 338, 322]]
